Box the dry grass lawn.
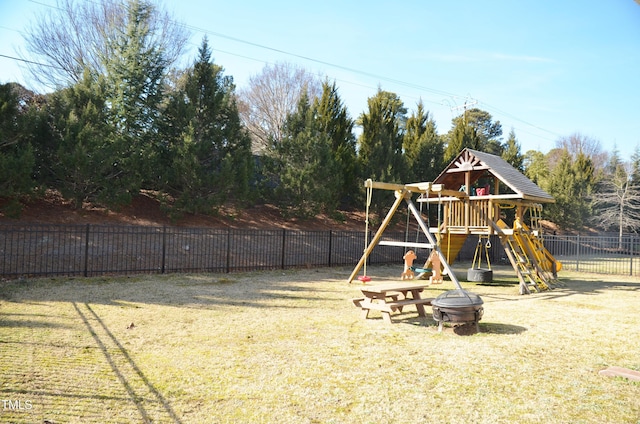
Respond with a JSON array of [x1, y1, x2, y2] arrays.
[[1, 265, 639, 423]]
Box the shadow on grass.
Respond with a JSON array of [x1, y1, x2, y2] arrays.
[[73, 302, 182, 423], [456, 264, 640, 299], [379, 315, 527, 336], [478, 322, 528, 335], [0, 311, 75, 330], [0, 318, 73, 329], [476, 281, 519, 287], [512, 278, 640, 302], [0, 270, 340, 310]]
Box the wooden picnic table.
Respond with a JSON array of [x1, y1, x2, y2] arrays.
[[353, 282, 434, 324]]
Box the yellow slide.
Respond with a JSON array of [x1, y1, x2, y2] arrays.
[[514, 220, 562, 273]]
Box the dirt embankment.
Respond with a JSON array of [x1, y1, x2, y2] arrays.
[[0, 190, 368, 231]]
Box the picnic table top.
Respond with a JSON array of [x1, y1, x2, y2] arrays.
[[359, 282, 428, 294]]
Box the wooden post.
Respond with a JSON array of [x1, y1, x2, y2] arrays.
[[464, 171, 471, 229], [406, 199, 463, 290]]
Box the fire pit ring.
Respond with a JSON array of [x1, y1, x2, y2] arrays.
[[432, 289, 484, 333]]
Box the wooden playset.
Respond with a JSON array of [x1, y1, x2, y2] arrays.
[[348, 148, 561, 295]]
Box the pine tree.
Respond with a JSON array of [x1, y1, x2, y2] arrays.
[[501, 129, 524, 171], [313, 80, 357, 207], [544, 149, 595, 229], [523, 150, 549, 187], [101, 0, 168, 203], [269, 92, 341, 217], [162, 37, 253, 214], [357, 89, 407, 220], [0, 83, 36, 213], [445, 108, 503, 162], [48, 70, 118, 208], [444, 119, 478, 163], [357, 89, 407, 181], [403, 100, 443, 182]]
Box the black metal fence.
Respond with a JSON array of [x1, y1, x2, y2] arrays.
[[543, 233, 640, 277], [1, 223, 638, 278], [0, 224, 405, 278]]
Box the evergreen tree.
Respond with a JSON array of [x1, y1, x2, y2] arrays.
[[313, 80, 357, 207], [573, 151, 596, 225], [462, 108, 503, 155], [523, 150, 549, 187], [444, 118, 478, 163], [631, 147, 640, 187], [268, 92, 341, 217], [357, 89, 407, 182], [403, 100, 443, 182], [162, 37, 253, 214], [357, 89, 407, 220], [47, 71, 118, 208], [101, 0, 168, 203], [0, 83, 36, 214], [501, 129, 524, 171], [544, 149, 595, 229], [446, 108, 503, 161]]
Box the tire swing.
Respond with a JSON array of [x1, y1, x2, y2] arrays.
[[467, 235, 493, 283]]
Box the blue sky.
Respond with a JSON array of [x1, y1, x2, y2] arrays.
[[1, 0, 639, 159]]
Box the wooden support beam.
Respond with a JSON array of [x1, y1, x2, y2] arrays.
[[406, 199, 463, 290], [405, 182, 442, 192], [347, 189, 410, 283], [365, 179, 445, 194], [378, 241, 434, 249]]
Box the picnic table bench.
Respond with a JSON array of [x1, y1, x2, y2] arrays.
[[353, 282, 434, 324]]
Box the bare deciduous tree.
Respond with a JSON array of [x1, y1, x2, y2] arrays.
[[21, 0, 189, 89], [555, 132, 607, 171], [237, 62, 321, 153], [591, 161, 640, 246]]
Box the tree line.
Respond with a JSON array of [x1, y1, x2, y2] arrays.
[[1, 0, 639, 235]]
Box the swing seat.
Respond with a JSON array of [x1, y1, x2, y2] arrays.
[[357, 275, 372, 283], [410, 266, 432, 273]]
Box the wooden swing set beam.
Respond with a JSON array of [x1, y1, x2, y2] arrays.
[[366, 180, 466, 198], [347, 188, 409, 284], [347, 180, 463, 290]]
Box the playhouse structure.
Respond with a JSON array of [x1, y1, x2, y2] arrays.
[[347, 148, 561, 294]]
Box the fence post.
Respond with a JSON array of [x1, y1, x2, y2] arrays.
[[630, 235, 634, 276], [226, 229, 231, 273], [328, 230, 333, 267], [161, 226, 166, 274], [281, 229, 287, 270], [84, 224, 90, 277], [576, 234, 580, 272]]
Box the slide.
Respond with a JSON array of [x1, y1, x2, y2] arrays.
[[514, 221, 562, 273]]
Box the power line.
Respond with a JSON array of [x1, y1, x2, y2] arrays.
[[18, 0, 562, 142], [179, 22, 561, 142], [479, 101, 563, 139], [183, 23, 464, 101], [0, 53, 63, 69]]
